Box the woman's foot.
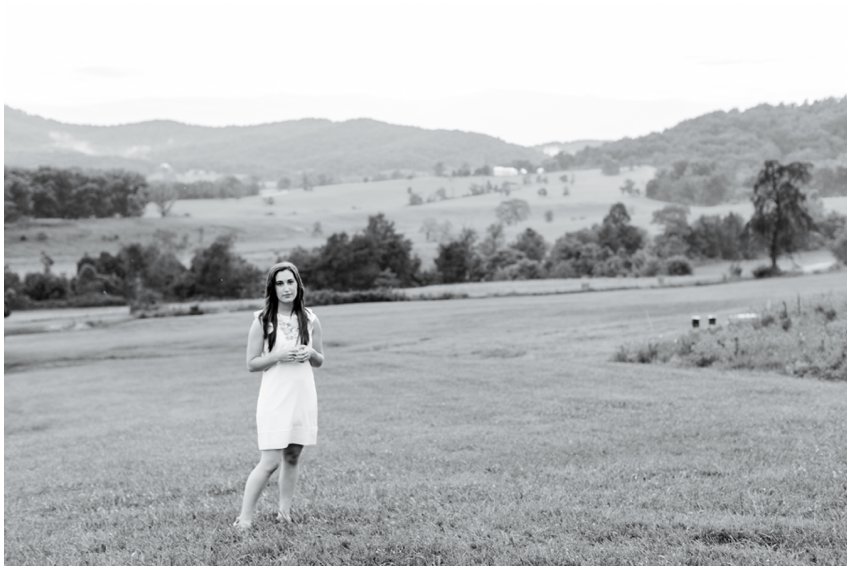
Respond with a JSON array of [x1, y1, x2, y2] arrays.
[[275, 509, 293, 524], [233, 517, 253, 530]]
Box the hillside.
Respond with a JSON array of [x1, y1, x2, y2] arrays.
[[5, 166, 845, 277], [4, 107, 546, 179], [572, 97, 847, 171]]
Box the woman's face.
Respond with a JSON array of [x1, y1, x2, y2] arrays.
[[274, 269, 298, 305]]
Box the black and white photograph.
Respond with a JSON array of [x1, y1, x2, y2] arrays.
[[3, 0, 847, 565]]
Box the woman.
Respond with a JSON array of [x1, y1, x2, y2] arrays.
[[235, 261, 324, 529]]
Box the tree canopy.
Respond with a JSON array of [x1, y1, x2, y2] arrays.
[[746, 160, 816, 270]]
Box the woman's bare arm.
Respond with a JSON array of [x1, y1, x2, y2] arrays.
[[308, 317, 325, 368], [246, 318, 284, 372]]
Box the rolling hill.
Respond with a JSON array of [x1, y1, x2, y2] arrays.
[[571, 97, 847, 171], [4, 107, 546, 179], [5, 165, 845, 277]]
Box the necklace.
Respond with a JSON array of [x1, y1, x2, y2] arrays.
[[279, 315, 299, 340]]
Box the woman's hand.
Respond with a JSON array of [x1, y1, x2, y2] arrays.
[[279, 345, 311, 363]]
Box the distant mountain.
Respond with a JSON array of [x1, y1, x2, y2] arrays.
[[7, 98, 845, 184], [4, 107, 546, 179], [571, 97, 847, 171]]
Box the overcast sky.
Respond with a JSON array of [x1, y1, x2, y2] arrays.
[[4, 0, 848, 145]]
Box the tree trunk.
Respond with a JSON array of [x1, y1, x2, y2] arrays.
[[770, 180, 782, 270], [770, 229, 779, 270]]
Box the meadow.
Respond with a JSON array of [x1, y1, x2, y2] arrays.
[[5, 166, 846, 276], [4, 271, 846, 565]]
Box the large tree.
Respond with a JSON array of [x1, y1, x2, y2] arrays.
[[510, 228, 548, 261], [597, 202, 645, 255], [434, 229, 479, 283], [495, 199, 531, 226], [746, 160, 815, 270]]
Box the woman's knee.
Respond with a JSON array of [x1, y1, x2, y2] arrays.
[[257, 450, 281, 473], [283, 444, 303, 466]]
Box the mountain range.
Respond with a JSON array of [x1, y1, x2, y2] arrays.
[[4, 107, 546, 179], [5, 97, 846, 181]]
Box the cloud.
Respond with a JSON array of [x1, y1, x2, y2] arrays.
[[121, 145, 151, 158], [48, 131, 97, 155]]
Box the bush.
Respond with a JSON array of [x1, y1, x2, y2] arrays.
[[186, 235, 263, 299], [548, 260, 581, 278], [829, 231, 846, 265], [304, 288, 407, 306], [22, 272, 70, 301], [728, 263, 743, 278], [612, 293, 846, 381], [639, 256, 663, 277], [5, 266, 22, 292], [665, 256, 693, 276], [50, 292, 126, 308], [129, 282, 163, 314], [752, 265, 782, 279], [4, 288, 32, 310], [493, 259, 546, 281]]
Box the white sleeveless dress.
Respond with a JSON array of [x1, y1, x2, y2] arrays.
[[253, 309, 318, 450]]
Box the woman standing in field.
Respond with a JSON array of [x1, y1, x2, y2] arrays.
[[234, 261, 324, 529]]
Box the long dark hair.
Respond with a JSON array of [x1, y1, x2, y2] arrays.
[[259, 261, 309, 352]]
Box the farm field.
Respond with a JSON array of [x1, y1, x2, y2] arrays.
[[4, 271, 846, 565], [5, 166, 846, 276]]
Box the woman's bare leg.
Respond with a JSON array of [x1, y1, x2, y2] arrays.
[[236, 449, 282, 528], [277, 444, 303, 521]]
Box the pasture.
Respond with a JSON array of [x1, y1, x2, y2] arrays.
[[4, 271, 846, 565], [5, 166, 846, 276]]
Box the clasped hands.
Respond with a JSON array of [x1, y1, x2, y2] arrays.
[[278, 344, 311, 364]]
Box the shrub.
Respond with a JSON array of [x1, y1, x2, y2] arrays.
[[829, 230, 846, 265], [728, 263, 743, 278], [129, 282, 163, 313], [59, 292, 127, 308], [752, 265, 782, 279], [665, 256, 693, 276], [305, 288, 407, 306], [635, 342, 660, 363], [186, 235, 263, 299], [4, 289, 32, 310], [505, 259, 546, 280], [22, 272, 70, 301], [548, 260, 581, 279], [4, 266, 22, 293], [592, 256, 629, 277], [632, 253, 663, 277], [612, 293, 846, 381]]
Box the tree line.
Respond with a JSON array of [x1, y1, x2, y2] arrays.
[[4, 233, 263, 311], [4, 161, 846, 313], [4, 167, 148, 221]]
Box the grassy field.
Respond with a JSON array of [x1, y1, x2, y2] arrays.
[[6, 166, 846, 275], [4, 271, 846, 564], [3, 250, 839, 337]]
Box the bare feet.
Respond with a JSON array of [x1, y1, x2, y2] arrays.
[[233, 517, 252, 530], [275, 509, 293, 524]]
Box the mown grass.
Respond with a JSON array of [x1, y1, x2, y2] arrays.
[[4, 271, 847, 564], [613, 292, 847, 381]]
